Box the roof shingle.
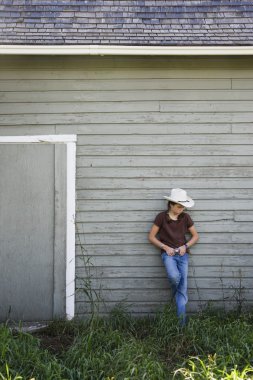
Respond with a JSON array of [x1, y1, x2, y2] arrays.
[[1, 0, 253, 46]]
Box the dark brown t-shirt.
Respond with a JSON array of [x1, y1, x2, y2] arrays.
[[154, 211, 194, 250]]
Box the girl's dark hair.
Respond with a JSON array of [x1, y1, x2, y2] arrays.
[[166, 201, 185, 221], [167, 201, 176, 209]]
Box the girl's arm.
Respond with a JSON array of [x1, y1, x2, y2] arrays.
[[187, 225, 199, 248], [148, 224, 175, 256], [179, 225, 199, 255]]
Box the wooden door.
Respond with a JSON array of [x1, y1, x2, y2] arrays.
[[0, 143, 66, 321]]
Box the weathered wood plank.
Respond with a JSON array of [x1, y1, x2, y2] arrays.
[[77, 145, 253, 156], [76, 287, 252, 303], [77, 221, 253, 234], [75, 266, 253, 278], [75, 254, 253, 267], [77, 156, 253, 167], [76, 199, 253, 211], [76, 277, 253, 290], [76, 210, 235, 223], [2, 101, 253, 114], [0, 123, 233, 135], [75, 232, 253, 245], [160, 101, 253, 113], [79, 210, 233, 224], [3, 90, 253, 103], [58, 123, 232, 134], [77, 167, 253, 179], [232, 124, 253, 133], [77, 134, 253, 145], [235, 211, 253, 222], [233, 79, 253, 89], [3, 113, 253, 125], [0, 125, 56, 135], [0, 78, 231, 92], [1, 68, 253, 80], [77, 178, 253, 189], [76, 189, 253, 200], [0, 102, 160, 114], [75, 243, 252, 257]]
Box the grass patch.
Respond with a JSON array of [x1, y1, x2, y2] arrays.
[[1, 306, 253, 379]]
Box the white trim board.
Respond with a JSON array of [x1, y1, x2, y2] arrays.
[[1, 45, 253, 56], [0, 135, 77, 320], [0, 135, 76, 144]]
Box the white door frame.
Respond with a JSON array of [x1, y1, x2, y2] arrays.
[[0, 135, 76, 319]]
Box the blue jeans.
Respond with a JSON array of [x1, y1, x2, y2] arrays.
[[161, 252, 189, 325]]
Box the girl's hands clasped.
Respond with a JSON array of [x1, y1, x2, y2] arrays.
[[178, 245, 187, 256], [162, 245, 175, 256], [163, 245, 187, 256]]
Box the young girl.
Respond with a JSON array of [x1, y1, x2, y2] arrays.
[[148, 188, 199, 325]]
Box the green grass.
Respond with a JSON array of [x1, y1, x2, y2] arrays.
[[1, 306, 253, 379]]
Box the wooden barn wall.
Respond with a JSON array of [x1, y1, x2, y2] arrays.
[[0, 55, 253, 316]]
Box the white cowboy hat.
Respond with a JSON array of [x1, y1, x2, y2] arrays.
[[163, 188, 195, 208]]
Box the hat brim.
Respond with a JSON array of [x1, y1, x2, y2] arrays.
[[163, 196, 194, 208]]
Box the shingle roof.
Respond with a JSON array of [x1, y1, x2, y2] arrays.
[[1, 0, 253, 46]]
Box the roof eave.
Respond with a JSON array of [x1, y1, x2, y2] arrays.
[[1, 45, 253, 55]]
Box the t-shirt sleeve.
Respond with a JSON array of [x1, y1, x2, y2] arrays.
[[186, 213, 194, 228], [154, 212, 163, 227]]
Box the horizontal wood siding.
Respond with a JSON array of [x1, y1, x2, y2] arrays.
[[1, 55, 253, 316]]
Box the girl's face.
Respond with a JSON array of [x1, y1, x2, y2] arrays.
[[170, 203, 185, 216]]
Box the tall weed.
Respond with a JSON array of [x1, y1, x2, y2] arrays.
[[0, 306, 253, 379], [0, 326, 64, 380]]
